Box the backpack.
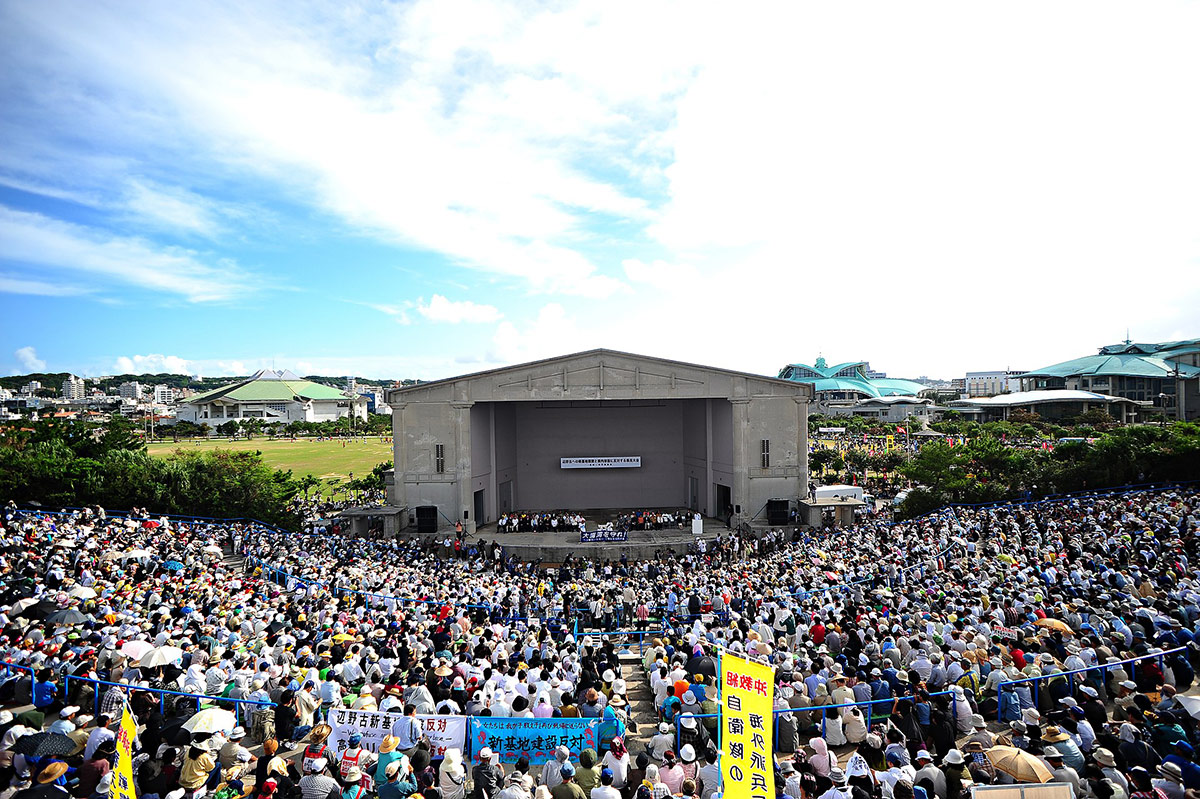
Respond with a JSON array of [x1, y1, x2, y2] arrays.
[[250, 707, 275, 744]]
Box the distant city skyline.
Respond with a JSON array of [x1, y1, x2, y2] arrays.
[[2, 2, 1198, 381]]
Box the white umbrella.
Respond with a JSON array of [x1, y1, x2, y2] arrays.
[[10, 597, 39, 614], [138, 645, 183, 668], [203, 545, 223, 555], [120, 640, 154, 661], [182, 708, 237, 735], [67, 586, 97, 599], [1177, 695, 1200, 720], [120, 549, 152, 561]]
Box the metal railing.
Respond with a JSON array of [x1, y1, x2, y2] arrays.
[[672, 689, 958, 752], [997, 646, 1187, 718], [60, 672, 272, 725]]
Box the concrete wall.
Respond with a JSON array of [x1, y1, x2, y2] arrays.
[[511, 400, 687, 509], [390, 350, 811, 532]]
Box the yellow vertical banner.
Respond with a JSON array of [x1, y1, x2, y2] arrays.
[[885, 435, 895, 451], [720, 653, 775, 799], [109, 705, 137, 799]]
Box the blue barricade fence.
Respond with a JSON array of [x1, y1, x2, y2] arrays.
[[997, 646, 1188, 719], [672, 689, 958, 751], [59, 672, 273, 726]]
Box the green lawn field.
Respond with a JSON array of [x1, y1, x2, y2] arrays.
[[146, 437, 393, 492]]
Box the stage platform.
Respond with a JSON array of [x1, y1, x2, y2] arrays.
[[471, 510, 731, 562]]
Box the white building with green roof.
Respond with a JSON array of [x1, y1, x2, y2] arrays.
[[176, 369, 367, 425], [1019, 339, 1200, 421]]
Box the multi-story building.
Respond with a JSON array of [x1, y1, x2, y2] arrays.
[[118, 381, 144, 400], [20, 380, 42, 396], [152, 385, 174, 405], [177, 369, 368, 424], [965, 370, 1025, 397], [61, 375, 86, 401], [778, 357, 930, 404], [1021, 338, 1200, 420]]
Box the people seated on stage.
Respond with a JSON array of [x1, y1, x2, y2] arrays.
[[495, 510, 695, 534], [496, 512, 586, 534], [614, 510, 692, 531]]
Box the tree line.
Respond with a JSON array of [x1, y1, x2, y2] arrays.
[[895, 422, 1200, 518], [0, 418, 303, 528]]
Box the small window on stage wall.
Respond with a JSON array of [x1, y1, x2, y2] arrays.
[[435, 443, 445, 473], [760, 439, 770, 468]]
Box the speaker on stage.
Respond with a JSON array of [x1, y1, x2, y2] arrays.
[[766, 499, 789, 526], [416, 505, 438, 534]]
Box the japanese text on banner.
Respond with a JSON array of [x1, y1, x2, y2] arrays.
[[720, 653, 775, 799], [108, 706, 137, 799], [469, 717, 599, 764], [329, 707, 466, 759]]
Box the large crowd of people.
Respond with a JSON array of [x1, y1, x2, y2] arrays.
[[0, 485, 1197, 799]]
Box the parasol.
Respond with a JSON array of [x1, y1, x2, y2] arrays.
[[164, 561, 185, 571], [1175, 695, 1200, 720], [986, 746, 1053, 783], [119, 549, 152, 561], [14, 598, 59, 619], [181, 707, 237, 735], [121, 640, 154, 661], [204, 545, 224, 555], [67, 585, 97, 600], [138, 645, 183, 668], [12, 732, 77, 758], [1034, 618, 1072, 633], [44, 608, 88, 625]]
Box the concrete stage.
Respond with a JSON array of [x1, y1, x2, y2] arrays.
[[471, 510, 731, 562]]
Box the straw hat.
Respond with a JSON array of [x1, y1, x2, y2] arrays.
[[1043, 726, 1069, 743], [309, 724, 332, 742], [38, 763, 69, 784], [380, 735, 399, 754]]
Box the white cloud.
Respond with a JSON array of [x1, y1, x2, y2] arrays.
[[3, 2, 1200, 376], [122, 179, 220, 236], [14, 346, 46, 372], [0, 206, 258, 302], [417, 294, 502, 324], [0, 274, 93, 296], [113, 354, 192, 375], [490, 303, 594, 363]]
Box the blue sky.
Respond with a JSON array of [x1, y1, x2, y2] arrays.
[[2, 1, 1199, 381]]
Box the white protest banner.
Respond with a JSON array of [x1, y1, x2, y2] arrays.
[[416, 715, 468, 759], [994, 625, 1020, 640], [329, 707, 466, 759]]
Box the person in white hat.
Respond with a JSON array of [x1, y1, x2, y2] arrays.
[[542, 745, 572, 789], [966, 714, 994, 750], [648, 723, 673, 763], [473, 747, 504, 799], [816, 768, 851, 799], [913, 750, 946, 799]]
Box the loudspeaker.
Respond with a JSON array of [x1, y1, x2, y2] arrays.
[[766, 499, 789, 526], [415, 505, 438, 534]]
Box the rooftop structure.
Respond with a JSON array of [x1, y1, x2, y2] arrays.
[[778, 357, 929, 404], [1020, 338, 1200, 420], [177, 369, 367, 425]]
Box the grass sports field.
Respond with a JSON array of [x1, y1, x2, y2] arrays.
[[146, 437, 392, 492]]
